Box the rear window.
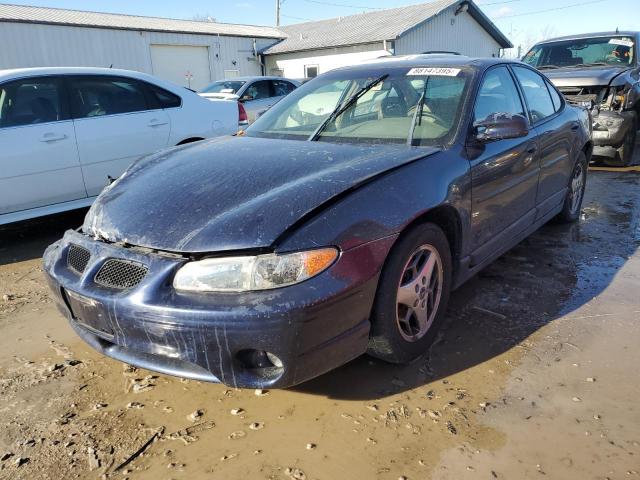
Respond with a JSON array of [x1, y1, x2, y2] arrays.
[[148, 84, 182, 109]]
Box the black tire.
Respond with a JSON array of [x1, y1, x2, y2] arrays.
[[555, 151, 587, 223], [367, 223, 452, 364]]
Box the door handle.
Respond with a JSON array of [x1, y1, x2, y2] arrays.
[[526, 146, 537, 154], [148, 119, 168, 127], [571, 124, 580, 131], [40, 133, 67, 143]]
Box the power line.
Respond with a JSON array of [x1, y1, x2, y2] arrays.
[[495, 0, 608, 18], [281, 13, 314, 21], [480, 0, 526, 5]]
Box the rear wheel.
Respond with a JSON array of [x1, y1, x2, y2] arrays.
[[555, 151, 587, 223], [368, 223, 452, 363]]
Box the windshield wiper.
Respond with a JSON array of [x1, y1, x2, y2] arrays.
[[570, 62, 609, 68], [537, 64, 562, 70], [407, 77, 430, 146], [308, 74, 388, 141]]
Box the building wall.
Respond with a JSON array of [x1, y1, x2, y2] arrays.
[[0, 22, 279, 88], [264, 43, 390, 78], [395, 7, 501, 57]]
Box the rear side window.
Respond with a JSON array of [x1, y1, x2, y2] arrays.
[[70, 76, 149, 119], [147, 84, 182, 109], [474, 66, 525, 123], [271, 80, 296, 97], [0, 77, 64, 128], [512, 66, 556, 123], [546, 79, 563, 112]]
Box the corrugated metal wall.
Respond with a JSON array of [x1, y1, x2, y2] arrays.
[[264, 43, 389, 78], [0, 22, 280, 86], [395, 7, 501, 57]]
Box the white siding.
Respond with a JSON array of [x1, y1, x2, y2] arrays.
[[264, 43, 390, 78], [395, 7, 501, 57], [0, 22, 280, 87]]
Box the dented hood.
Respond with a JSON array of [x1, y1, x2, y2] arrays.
[[544, 65, 630, 87], [83, 136, 439, 253]]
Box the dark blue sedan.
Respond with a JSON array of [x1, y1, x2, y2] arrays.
[[44, 56, 592, 388]]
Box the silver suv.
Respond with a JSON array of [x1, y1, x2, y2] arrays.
[[523, 31, 639, 165]]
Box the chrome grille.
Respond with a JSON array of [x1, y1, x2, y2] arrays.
[[67, 245, 91, 275], [94, 259, 148, 290]]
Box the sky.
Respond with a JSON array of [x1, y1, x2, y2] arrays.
[[6, 0, 640, 56]]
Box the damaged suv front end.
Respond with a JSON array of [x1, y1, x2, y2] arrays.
[[524, 32, 640, 165]]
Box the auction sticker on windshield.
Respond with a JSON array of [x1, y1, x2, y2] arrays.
[[609, 38, 634, 47], [407, 67, 461, 76]]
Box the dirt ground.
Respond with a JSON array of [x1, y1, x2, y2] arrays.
[[1, 163, 639, 480]]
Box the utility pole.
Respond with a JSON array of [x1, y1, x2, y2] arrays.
[[276, 0, 281, 26]]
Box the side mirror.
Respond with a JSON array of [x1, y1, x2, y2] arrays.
[[474, 113, 529, 143]]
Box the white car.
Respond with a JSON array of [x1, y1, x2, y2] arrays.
[[0, 67, 242, 225], [199, 76, 300, 123]]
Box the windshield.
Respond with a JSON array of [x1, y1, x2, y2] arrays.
[[200, 80, 246, 94], [523, 36, 636, 68], [246, 67, 470, 146]]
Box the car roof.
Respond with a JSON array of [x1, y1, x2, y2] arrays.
[[535, 31, 639, 44], [211, 76, 297, 82], [334, 54, 515, 73], [0, 66, 169, 85]]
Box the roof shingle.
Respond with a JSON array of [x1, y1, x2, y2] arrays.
[[264, 0, 511, 54], [0, 3, 285, 39]]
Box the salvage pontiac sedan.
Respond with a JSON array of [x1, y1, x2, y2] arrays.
[[44, 57, 592, 388]]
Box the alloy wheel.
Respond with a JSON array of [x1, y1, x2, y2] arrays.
[[395, 244, 443, 342]]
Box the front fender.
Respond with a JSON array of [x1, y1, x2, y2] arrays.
[[276, 150, 472, 256]]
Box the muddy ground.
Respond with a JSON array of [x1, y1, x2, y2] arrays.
[[1, 165, 639, 480]]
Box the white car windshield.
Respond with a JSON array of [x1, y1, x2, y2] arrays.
[[246, 68, 470, 146]]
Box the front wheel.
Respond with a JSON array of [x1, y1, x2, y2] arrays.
[[555, 151, 587, 223], [367, 223, 452, 364]]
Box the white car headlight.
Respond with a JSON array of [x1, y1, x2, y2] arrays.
[[173, 248, 339, 293]]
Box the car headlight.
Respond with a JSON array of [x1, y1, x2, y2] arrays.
[[173, 248, 339, 293]]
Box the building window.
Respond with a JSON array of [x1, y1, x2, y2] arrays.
[[224, 69, 240, 79], [270, 68, 284, 77], [305, 65, 319, 78]]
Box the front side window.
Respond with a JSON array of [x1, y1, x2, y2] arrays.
[[0, 77, 63, 128], [473, 66, 525, 123], [247, 67, 470, 146], [523, 36, 636, 69], [242, 80, 272, 101], [512, 67, 556, 123], [70, 76, 148, 119]]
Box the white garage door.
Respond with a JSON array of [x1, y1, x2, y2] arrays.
[[150, 45, 211, 91]]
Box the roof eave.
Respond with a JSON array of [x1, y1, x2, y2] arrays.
[[0, 18, 286, 40], [262, 39, 387, 56], [464, 1, 512, 48]]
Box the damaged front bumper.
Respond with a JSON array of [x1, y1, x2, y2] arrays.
[[43, 230, 392, 388], [591, 109, 635, 152]]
